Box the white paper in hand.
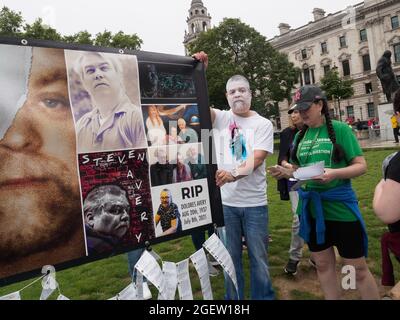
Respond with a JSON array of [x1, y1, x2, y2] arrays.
[[293, 161, 325, 180]]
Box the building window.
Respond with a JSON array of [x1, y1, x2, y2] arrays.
[[362, 54, 371, 72], [301, 49, 307, 59], [346, 105, 354, 118], [360, 29, 367, 42], [367, 102, 375, 118], [339, 36, 347, 48], [304, 68, 311, 85], [201, 9, 205, 14], [321, 42, 328, 54], [311, 69, 315, 84], [365, 82, 372, 94], [342, 59, 350, 76], [195, 9, 199, 14], [394, 44, 400, 63], [324, 65, 330, 76], [392, 16, 399, 29], [397, 75, 400, 84]]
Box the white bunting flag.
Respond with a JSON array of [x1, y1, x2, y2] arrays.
[[203, 233, 239, 298], [176, 259, 193, 300], [190, 248, 213, 300], [0, 291, 21, 300]]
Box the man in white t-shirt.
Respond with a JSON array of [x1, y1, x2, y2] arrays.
[[194, 52, 275, 300]]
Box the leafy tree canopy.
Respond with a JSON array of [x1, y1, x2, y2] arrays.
[[0, 6, 142, 50], [188, 18, 299, 118]]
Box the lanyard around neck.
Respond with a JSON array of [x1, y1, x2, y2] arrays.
[[298, 127, 322, 165]]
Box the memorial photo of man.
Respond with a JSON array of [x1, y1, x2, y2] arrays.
[[154, 189, 182, 237], [0, 46, 86, 279], [83, 185, 131, 255], [68, 51, 146, 152]]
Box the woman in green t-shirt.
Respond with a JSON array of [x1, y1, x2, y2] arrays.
[[269, 85, 379, 300]]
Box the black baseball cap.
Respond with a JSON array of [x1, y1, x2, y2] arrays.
[[293, 85, 327, 111]]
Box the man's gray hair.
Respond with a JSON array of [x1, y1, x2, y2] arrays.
[[161, 188, 173, 204], [75, 51, 123, 83], [226, 75, 250, 92], [83, 184, 129, 217]]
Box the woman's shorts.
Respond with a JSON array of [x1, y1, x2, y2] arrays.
[[307, 218, 365, 259]]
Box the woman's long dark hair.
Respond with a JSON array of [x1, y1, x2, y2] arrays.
[[291, 99, 345, 164]]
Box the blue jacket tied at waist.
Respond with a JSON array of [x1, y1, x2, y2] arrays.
[[298, 182, 368, 257]]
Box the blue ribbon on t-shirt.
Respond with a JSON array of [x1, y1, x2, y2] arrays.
[[298, 182, 369, 257]]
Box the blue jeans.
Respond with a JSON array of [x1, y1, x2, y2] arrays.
[[127, 248, 145, 282], [222, 205, 275, 300]]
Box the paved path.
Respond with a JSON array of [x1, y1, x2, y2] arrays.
[[358, 137, 400, 150]]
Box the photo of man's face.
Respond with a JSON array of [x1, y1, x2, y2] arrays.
[[0, 46, 85, 277], [160, 190, 171, 208], [87, 194, 131, 239], [80, 53, 121, 101]]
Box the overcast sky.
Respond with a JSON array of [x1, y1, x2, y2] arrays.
[[0, 0, 361, 55]]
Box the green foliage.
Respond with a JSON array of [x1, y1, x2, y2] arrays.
[[94, 30, 113, 47], [111, 31, 143, 51], [24, 18, 62, 41], [0, 6, 23, 36], [188, 18, 299, 115], [320, 69, 354, 101], [0, 6, 142, 50], [63, 31, 93, 45]]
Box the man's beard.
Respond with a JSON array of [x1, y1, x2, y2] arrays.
[[0, 152, 83, 261], [231, 101, 250, 114]]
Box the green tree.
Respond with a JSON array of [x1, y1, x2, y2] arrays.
[[24, 18, 62, 41], [188, 18, 299, 116], [111, 31, 142, 50], [0, 6, 24, 36], [94, 30, 113, 47], [0, 7, 142, 50], [63, 31, 93, 45], [320, 69, 354, 121], [94, 30, 142, 50]]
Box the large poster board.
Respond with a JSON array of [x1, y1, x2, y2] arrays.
[[0, 38, 222, 285]]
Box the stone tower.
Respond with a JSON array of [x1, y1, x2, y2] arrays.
[[183, 0, 212, 55]]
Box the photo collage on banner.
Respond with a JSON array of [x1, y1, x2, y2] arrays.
[[141, 63, 212, 238], [0, 41, 216, 283], [65, 50, 153, 257]]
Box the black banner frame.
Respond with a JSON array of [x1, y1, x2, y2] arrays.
[[0, 36, 223, 287]]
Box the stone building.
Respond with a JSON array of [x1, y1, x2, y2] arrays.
[[270, 0, 400, 130], [183, 0, 212, 55]]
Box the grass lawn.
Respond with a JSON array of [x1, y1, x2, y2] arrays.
[[0, 148, 399, 300]]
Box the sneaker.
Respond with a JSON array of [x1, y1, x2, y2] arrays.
[[308, 258, 317, 269], [284, 259, 299, 275], [142, 282, 152, 300], [208, 260, 220, 277]]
